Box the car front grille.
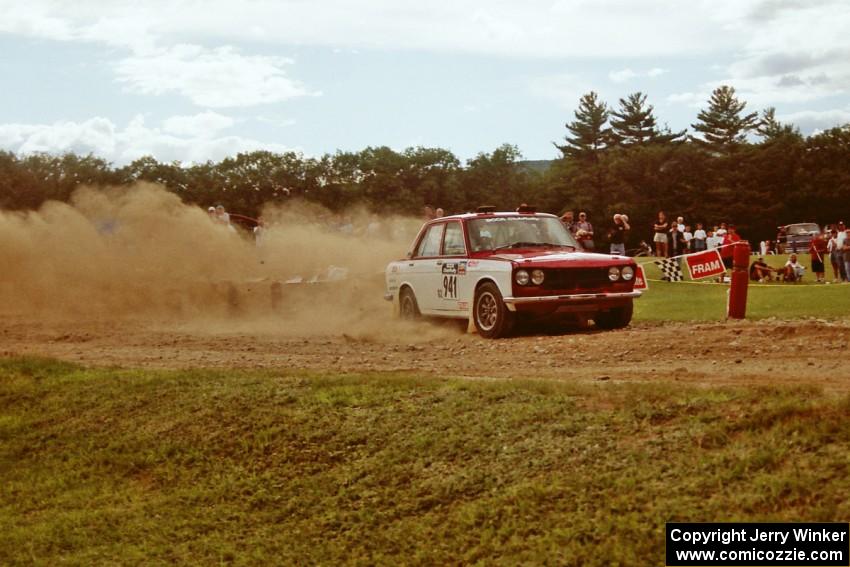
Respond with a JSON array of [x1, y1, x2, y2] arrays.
[[541, 268, 610, 291]]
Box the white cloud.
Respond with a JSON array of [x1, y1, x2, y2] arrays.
[[114, 44, 315, 108], [0, 118, 117, 157], [608, 69, 638, 83], [0, 3, 317, 108], [666, 91, 708, 107], [777, 107, 850, 133], [0, 115, 294, 165], [255, 116, 297, 128], [668, 68, 846, 110], [3, 0, 850, 130], [0, 0, 747, 58], [0, 2, 75, 41], [528, 74, 593, 108], [607, 68, 668, 83], [3, 1, 847, 65], [161, 112, 235, 138], [665, 1, 850, 108]]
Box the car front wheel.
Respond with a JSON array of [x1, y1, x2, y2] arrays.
[[593, 300, 633, 330], [473, 282, 515, 338]]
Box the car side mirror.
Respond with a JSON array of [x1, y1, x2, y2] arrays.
[[406, 251, 413, 259]]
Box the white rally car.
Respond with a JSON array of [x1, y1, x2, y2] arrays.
[[384, 208, 641, 338]]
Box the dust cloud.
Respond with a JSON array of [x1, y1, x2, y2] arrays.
[[0, 183, 448, 339]]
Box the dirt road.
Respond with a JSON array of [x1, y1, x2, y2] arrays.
[[3, 314, 849, 393]]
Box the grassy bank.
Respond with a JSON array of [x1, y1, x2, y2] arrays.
[[1, 357, 849, 565], [635, 254, 850, 321]]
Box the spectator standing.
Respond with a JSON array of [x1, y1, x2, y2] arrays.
[[253, 216, 267, 248], [837, 222, 848, 281], [560, 210, 576, 235], [843, 229, 850, 283], [809, 231, 828, 283], [720, 224, 741, 270], [692, 223, 707, 252], [716, 223, 728, 238], [653, 211, 669, 257], [423, 205, 436, 221], [775, 226, 787, 254], [706, 229, 720, 250], [669, 221, 685, 256], [435, 207, 445, 218], [608, 214, 630, 255], [215, 205, 230, 225], [675, 227, 687, 256], [683, 225, 693, 252], [575, 212, 595, 250], [827, 228, 842, 282], [668, 218, 677, 256], [215, 205, 236, 233]]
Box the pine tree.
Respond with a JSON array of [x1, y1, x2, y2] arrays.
[[691, 85, 758, 151], [610, 92, 685, 146], [555, 92, 611, 161], [756, 107, 801, 142]]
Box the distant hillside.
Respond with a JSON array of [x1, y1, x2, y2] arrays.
[[518, 159, 555, 174]]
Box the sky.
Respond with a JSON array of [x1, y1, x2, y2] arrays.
[[1, 0, 849, 165]]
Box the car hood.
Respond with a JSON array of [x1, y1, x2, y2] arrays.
[[488, 250, 633, 267]]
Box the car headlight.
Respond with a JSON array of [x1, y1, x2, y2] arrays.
[[608, 266, 621, 281], [531, 269, 545, 285], [515, 269, 530, 285], [621, 265, 634, 281]]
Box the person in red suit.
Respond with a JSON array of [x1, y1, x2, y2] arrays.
[[720, 224, 742, 270]]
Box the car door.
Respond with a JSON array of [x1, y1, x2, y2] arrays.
[[434, 220, 471, 316], [405, 222, 445, 313]]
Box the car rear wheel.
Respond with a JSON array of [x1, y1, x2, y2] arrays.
[[398, 287, 420, 320], [473, 282, 515, 338], [593, 300, 633, 330]]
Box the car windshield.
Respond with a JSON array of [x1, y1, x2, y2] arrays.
[[787, 223, 819, 235], [467, 216, 579, 252]]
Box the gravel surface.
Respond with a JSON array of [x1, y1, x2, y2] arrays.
[[4, 315, 849, 393]]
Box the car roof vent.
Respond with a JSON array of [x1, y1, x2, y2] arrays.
[[476, 205, 496, 213], [516, 204, 536, 213]]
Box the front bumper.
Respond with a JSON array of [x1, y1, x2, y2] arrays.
[[503, 290, 641, 311]]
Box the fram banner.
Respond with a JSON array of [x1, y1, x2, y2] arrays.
[[685, 249, 726, 280], [634, 264, 649, 290]]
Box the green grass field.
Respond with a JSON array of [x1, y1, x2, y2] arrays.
[[634, 254, 850, 321], [2, 357, 849, 565]]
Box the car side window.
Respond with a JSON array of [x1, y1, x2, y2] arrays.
[[442, 222, 466, 256], [415, 223, 444, 257]]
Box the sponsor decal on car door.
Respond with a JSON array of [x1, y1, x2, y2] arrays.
[[406, 222, 445, 313], [437, 221, 471, 313]]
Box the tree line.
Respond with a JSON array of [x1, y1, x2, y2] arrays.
[[1, 85, 848, 243]]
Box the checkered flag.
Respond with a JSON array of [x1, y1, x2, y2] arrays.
[[654, 258, 684, 281]]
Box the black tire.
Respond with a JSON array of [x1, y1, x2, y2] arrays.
[[473, 282, 515, 338], [593, 300, 633, 330], [398, 287, 420, 320]]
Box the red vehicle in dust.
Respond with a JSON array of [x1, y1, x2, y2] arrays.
[[384, 207, 641, 338]]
